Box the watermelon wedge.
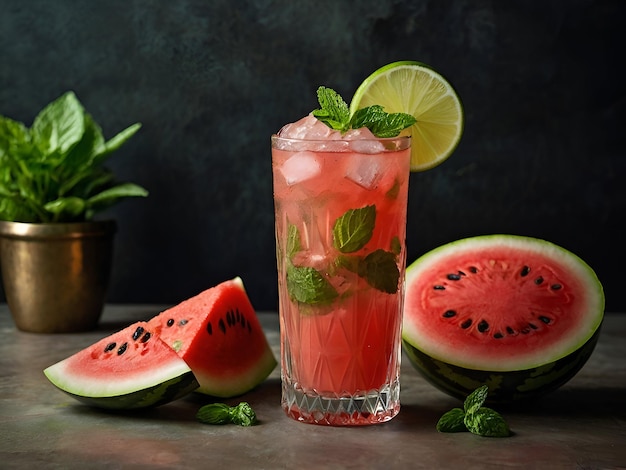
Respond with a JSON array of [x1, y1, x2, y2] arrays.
[[148, 277, 277, 397], [402, 235, 605, 404], [43, 321, 199, 410]]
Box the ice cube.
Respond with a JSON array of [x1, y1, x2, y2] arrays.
[[278, 114, 339, 140], [345, 154, 383, 189], [280, 151, 321, 185]]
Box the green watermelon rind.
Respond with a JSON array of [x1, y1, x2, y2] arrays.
[[402, 326, 601, 404], [401, 234, 605, 403], [46, 370, 199, 410]]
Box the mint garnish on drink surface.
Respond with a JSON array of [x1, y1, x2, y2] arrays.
[[312, 87, 416, 137], [436, 385, 511, 437], [285, 205, 401, 307]]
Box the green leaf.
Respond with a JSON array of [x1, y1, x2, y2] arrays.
[[333, 205, 376, 253], [92, 122, 142, 165], [286, 265, 338, 305], [360, 249, 400, 294], [310, 87, 416, 137], [31, 91, 85, 158], [44, 197, 86, 220], [196, 402, 258, 426], [436, 408, 466, 433], [230, 402, 257, 426], [287, 223, 301, 260], [311, 86, 351, 132], [464, 407, 511, 438], [464, 384, 489, 415], [196, 403, 233, 425]]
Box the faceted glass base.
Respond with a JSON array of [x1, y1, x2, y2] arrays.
[[281, 379, 400, 426]]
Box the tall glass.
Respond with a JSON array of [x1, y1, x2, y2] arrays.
[[272, 134, 411, 426]]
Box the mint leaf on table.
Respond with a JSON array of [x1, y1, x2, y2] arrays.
[[333, 205, 376, 253], [437, 385, 511, 437], [196, 402, 257, 427], [436, 408, 466, 433], [312, 86, 415, 138], [464, 407, 510, 438], [464, 384, 489, 415]]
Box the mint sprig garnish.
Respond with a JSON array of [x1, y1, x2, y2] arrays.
[[436, 385, 511, 437], [196, 402, 257, 426], [312, 86, 416, 137]]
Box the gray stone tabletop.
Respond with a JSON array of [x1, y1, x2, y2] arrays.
[[1, 304, 625, 469]]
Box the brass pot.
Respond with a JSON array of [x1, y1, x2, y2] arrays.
[[0, 220, 116, 333]]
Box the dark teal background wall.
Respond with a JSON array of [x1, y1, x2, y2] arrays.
[[1, 0, 624, 311]]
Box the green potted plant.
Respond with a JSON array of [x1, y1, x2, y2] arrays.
[[0, 91, 148, 333]]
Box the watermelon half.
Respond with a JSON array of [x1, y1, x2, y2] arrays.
[[148, 277, 277, 397], [402, 235, 605, 404], [43, 321, 199, 410]]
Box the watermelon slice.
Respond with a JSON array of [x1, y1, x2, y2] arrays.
[[148, 277, 277, 397], [43, 322, 199, 410], [402, 235, 605, 404]]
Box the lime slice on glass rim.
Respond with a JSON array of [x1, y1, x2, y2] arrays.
[[350, 61, 464, 172]]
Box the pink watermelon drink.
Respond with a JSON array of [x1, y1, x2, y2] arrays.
[[272, 95, 412, 425]]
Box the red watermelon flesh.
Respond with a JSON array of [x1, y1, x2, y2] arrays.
[[43, 321, 199, 409], [148, 277, 277, 397], [403, 235, 604, 371]]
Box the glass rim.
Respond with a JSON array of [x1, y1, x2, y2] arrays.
[[271, 134, 411, 143], [271, 134, 411, 151]]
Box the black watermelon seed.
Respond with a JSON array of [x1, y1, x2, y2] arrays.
[[506, 326, 515, 335], [477, 320, 489, 333], [179, 319, 188, 326], [520, 327, 530, 334], [469, 266, 478, 273], [447, 273, 462, 281], [433, 285, 446, 290], [443, 310, 457, 318], [140, 332, 151, 343], [529, 323, 538, 330], [166, 318, 175, 327], [241, 316, 247, 328], [539, 315, 551, 324], [534, 277, 544, 285], [460, 319, 472, 329], [132, 326, 145, 341], [117, 342, 128, 355], [207, 322, 213, 335], [520, 265, 530, 277], [551, 284, 562, 290], [458, 270, 466, 276], [494, 332, 504, 339], [104, 342, 116, 353], [218, 318, 226, 334]]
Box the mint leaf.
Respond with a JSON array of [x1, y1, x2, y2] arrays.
[[464, 407, 510, 438], [230, 402, 257, 426], [437, 385, 511, 437], [350, 106, 416, 138], [196, 402, 257, 427], [360, 249, 400, 294], [287, 265, 338, 305], [196, 403, 232, 425], [333, 205, 376, 253], [312, 86, 415, 137], [436, 408, 466, 433], [464, 384, 489, 415], [311, 86, 351, 133], [287, 224, 301, 260]]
